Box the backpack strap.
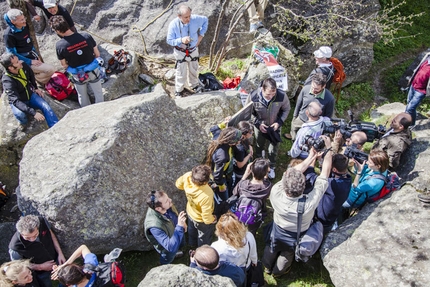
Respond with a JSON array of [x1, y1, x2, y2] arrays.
[[367, 173, 388, 183], [296, 196, 307, 244]]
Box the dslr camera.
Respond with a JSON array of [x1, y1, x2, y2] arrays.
[[300, 135, 326, 152], [344, 144, 368, 164]]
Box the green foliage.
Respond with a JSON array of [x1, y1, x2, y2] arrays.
[[380, 60, 412, 102], [335, 83, 375, 117], [374, 0, 429, 63]]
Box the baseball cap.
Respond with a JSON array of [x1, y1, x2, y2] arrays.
[[313, 46, 332, 58], [43, 0, 57, 9]]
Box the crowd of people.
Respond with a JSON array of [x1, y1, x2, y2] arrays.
[[1, 2, 428, 287]]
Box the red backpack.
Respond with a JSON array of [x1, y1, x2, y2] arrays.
[[367, 172, 401, 203], [45, 72, 76, 101]]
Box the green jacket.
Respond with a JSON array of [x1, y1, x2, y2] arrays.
[[144, 205, 178, 253]]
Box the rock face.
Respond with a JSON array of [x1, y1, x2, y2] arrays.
[[0, 222, 16, 264], [138, 264, 236, 287], [321, 103, 430, 287], [18, 86, 241, 255]]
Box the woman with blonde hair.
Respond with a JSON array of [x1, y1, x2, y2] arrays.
[[0, 259, 39, 287], [211, 212, 257, 270]]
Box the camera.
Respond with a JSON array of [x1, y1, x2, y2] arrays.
[[300, 135, 326, 152], [344, 144, 368, 164], [324, 110, 387, 142], [323, 119, 352, 139]]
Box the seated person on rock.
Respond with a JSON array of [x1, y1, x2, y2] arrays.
[[3, 9, 55, 84], [25, 0, 77, 33], [9, 215, 65, 287], [289, 101, 332, 159], [190, 244, 245, 287], [343, 150, 389, 209], [372, 112, 412, 170], [144, 190, 187, 265], [305, 153, 352, 234], [52, 245, 101, 287], [262, 137, 332, 276], [0, 259, 40, 287], [1, 52, 59, 129]]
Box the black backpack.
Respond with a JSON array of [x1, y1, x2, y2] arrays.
[[198, 72, 224, 91], [85, 261, 126, 287]]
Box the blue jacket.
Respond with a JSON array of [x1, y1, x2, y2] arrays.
[[347, 166, 387, 207]]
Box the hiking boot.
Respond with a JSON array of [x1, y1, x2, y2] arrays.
[[268, 168, 275, 179], [418, 192, 430, 203], [192, 85, 203, 93], [175, 250, 184, 259], [174, 91, 183, 99]]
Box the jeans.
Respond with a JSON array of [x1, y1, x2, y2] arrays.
[[159, 236, 185, 265], [187, 216, 215, 247], [405, 86, 426, 125], [10, 93, 59, 128]]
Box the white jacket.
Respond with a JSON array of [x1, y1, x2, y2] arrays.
[[211, 231, 258, 268]]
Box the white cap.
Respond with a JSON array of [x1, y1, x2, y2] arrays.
[[43, 0, 57, 9], [313, 46, 332, 58]]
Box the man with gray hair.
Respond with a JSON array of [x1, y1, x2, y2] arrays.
[[9, 215, 65, 287], [303, 46, 335, 89], [289, 101, 332, 159], [166, 5, 208, 98], [263, 137, 332, 276], [3, 8, 55, 84]]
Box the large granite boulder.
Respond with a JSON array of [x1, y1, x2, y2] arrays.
[[18, 85, 241, 255], [138, 264, 236, 287], [321, 104, 430, 287]]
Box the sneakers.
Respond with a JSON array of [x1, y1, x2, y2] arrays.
[[249, 21, 264, 32], [418, 192, 430, 203], [175, 250, 184, 259], [268, 168, 275, 179], [174, 91, 183, 98]]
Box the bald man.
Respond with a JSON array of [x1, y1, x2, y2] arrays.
[[372, 112, 412, 170]]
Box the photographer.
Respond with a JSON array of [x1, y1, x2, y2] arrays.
[[372, 112, 412, 170], [342, 150, 389, 208], [332, 130, 367, 154], [263, 136, 332, 276], [289, 101, 332, 159]]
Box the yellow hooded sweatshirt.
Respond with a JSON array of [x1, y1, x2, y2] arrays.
[[176, 171, 216, 224]]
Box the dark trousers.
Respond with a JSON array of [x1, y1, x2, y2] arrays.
[[187, 216, 215, 247]]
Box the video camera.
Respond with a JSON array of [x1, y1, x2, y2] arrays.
[[344, 144, 369, 164], [324, 110, 387, 142], [300, 135, 326, 153]]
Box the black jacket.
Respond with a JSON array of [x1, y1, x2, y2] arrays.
[[2, 62, 38, 116]]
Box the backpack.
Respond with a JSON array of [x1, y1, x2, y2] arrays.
[[106, 49, 132, 75], [329, 57, 346, 102], [0, 182, 9, 209], [198, 72, 224, 91], [84, 261, 125, 287], [45, 72, 77, 101], [231, 196, 263, 225], [367, 172, 401, 203]]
